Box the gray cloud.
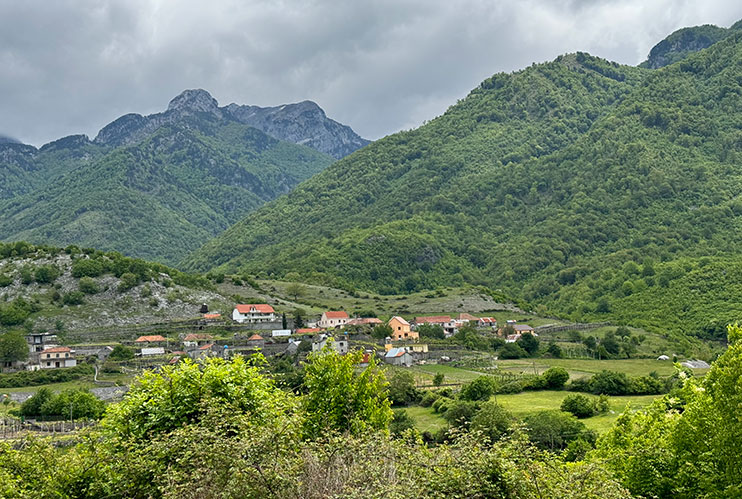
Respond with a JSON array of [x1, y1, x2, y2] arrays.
[[1, 0, 740, 146]]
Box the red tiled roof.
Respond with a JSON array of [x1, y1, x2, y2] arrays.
[[184, 333, 213, 341], [203, 313, 221, 319], [389, 316, 410, 326], [135, 335, 167, 343], [247, 334, 264, 341], [199, 343, 214, 350], [41, 346, 71, 353], [296, 328, 321, 334], [235, 304, 275, 314], [361, 353, 371, 364], [323, 311, 349, 319], [415, 316, 451, 324], [513, 324, 534, 332]]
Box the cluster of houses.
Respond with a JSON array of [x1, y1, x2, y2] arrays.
[[0, 302, 536, 373], [0, 333, 80, 372]]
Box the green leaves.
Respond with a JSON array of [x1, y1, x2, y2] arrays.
[[302, 349, 392, 439]]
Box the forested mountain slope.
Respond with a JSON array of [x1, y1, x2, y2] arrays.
[[0, 89, 375, 264], [185, 53, 648, 287], [0, 115, 332, 264], [186, 34, 742, 340]]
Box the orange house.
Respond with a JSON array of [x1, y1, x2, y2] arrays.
[[388, 316, 418, 341]]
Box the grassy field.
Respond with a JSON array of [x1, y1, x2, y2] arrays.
[[404, 390, 660, 436], [404, 406, 448, 433], [494, 390, 659, 433]]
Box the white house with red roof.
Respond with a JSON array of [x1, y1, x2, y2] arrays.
[[39, 346, 77, 369], [232, 304, 276, 323], [318, 311, 349, 329]]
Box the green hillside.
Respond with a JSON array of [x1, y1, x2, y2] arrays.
[[185, 34, 742, 341], [0, 120, 332, 264]]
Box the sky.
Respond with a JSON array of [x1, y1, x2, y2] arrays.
[[1, 0, 741, 146]]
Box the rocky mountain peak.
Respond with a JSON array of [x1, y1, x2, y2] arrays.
[[167, 89, 220, 114]]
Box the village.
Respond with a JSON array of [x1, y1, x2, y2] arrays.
[[5, 303, 539, 374]]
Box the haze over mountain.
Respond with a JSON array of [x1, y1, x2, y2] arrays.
[[186, 30, 742, 340], [0, 89, 367, 263]]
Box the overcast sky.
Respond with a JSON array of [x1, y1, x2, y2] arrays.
[[1, 0, 741, 146]]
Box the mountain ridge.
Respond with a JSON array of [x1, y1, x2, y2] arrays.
[[0, 91, 339, 264], [92, 89, 368, 159]]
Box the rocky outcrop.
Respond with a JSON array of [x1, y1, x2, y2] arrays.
[[640, 21, 741, 69], [93, 89, 368, 158], [225, 100, 370, 159]]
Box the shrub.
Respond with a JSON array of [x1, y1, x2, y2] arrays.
[[118, 272, 139, 292], [0, 274, 12, 287], [431, 397, 451, 414], [517, 332, 540, 356], [442, 400, 478, 427], [593, 394, 610, 414], [590, 370, 631, 395], [460, 376, 498, 401], [109, 345, 134, 361], [387, 371, 420, 406], [546, 342, 563, 358], [33, 265, 59, 284], [420, 391, 440, 407], [40, 389, 106, 420], [71, 258, 104, 278], [62, 291, 85, 306], [498, 381, 524, 394], [390, 409, 415, 435], [78, 277, 99, 294], [523, 410, 595, 451], [432, 372, 444, 386], [417, 323, 445, 339], [560, 393, 595, 418], [543, 367, 570, 389], [629, 375, 665, 395], [567, 377, 592, 393], [499, 343, 527, 359], [470, 401, 514, 442], [522, 375, 548, 391], [20, 266, 34, 284], [20, 387, 54, 418]]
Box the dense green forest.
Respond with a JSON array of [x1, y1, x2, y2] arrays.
[[3, 327, 742, 497], [0, 119, 333, 264], [185, 34, 742, 341]]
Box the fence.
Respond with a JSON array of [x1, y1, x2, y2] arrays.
[[534, 322, 611, 335], [0, 417, 97, 440]]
